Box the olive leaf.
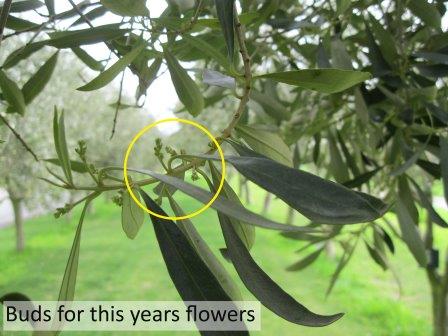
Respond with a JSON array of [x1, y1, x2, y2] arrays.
[[236, 125, 293, 167], [214, 0, 235, 58], [53, 108, 73, 185], [209, 162, 255, 251], [199, 141, 387, 224], [5, 0, 43, 13], [408, 0, 441, 29], [121, 188, 145, 240], [218, 210, 343, 327], [183, 34, 232, 72], [396, 198, 428, 267], [166, 193, 242, 301], [129, 168, 313, 232], [72, 47, 104, 71], [44, 0, 54, 15], [58, 200, 89, 302], [78, 43, 145, 91], [164, 49, 204, 116], [100, 0, 148, 17], [44, 158, 88, 174], [286, 247, 324, 272], [0, 70, 26, 115], [256, 69, 371, 94], [23, 52, 59, 104]]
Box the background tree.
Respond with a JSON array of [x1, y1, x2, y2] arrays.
[[0, 0, 447, 335], [0, 48, 153, 251]]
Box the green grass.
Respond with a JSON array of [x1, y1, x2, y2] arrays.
[[0, 183, 435, 336]]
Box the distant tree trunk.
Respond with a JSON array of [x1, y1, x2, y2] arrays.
[[11, 196, 24, 252], [425, 205, 448, 336], [262, 192, 272, 216], [428, 273, 447, 336], [286, 206, 294, 224]]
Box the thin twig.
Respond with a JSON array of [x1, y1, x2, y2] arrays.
[[0, 114, 39, 161], [177, 0, 204, 34], [222, 4, 252, 138], [60, 1, 254, 193], [0, 0, 12, 47], [110, 70, 125, 139]]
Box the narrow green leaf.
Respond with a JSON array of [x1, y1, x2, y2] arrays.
[[286, 247, 324, 272], [214, 0, 235, 58], [219, 211, 343, 326], [328, 131, 349, 183], [218, 141, 388, 224], [5, 0, 43, 13], [130, 168, 312, 232], [417, 159, 441, 179], [44, 0, 54, 15], [0, 70, 26, 115], [364, 22, 390, 77], [368, 14, 398, 69], [153, 171, 185, 197], [415, 52, 448, 65], [2, 41, 46, 69], [78, 43, 144, 91], [343, 167, 381, 189], [53, 109, 73, 184], [354, 88, 369, 124], [165, 49, 204, 116], [408, 0, 441, 29], [398, 177, 419, 224], [4, 15, 38, 31], [44, 158, 88, 174], [250, 89, 291, 121], [396, 198, 428, 267], [210, 162, 255, 250], [139, 190, 249, 333], [167, 193, 242, 301], [336, 131, 360, 176], [257, 69, 371, 94], [410, 179, 448, 228], [330, 38, 352, 70], [121, 188, 145, 239], [22, 52, 59, 104], [236, 125, 292, 167], [336, 0, 351, 15], [183, 34, 232, 72], [58, 199, 91, 302], [72, 6, 108, 27], [3, 25, 124, 68], [377, 226, 395, 254], [441, 137, 448, 206], [390, 150, 422, 177], [72, 47, 104, 71], [100, 0, 148, 17], [136, 57, 162, 99], [364, 241, 388, 271], [48, 24, 127, 49], [326, 241, 357, 297]]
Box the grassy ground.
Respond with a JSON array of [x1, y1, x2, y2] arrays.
[[0, 182, 438, 336]]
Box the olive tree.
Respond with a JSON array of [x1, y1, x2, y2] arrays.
[[0, 48, 152, 251], [0, 0, 447, 335]]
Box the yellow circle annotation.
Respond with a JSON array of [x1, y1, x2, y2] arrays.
[[123, 118, 226, 221]]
